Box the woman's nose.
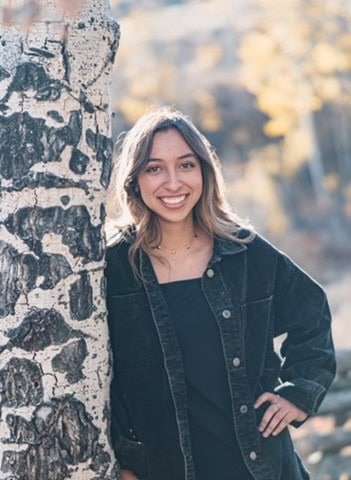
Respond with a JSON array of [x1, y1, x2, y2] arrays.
[[164, 169, 182, 190]]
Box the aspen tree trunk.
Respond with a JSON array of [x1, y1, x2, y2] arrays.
[[0, 1, 120, 479]]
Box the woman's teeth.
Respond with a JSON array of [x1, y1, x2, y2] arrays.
[[160, 195, 187, 205]]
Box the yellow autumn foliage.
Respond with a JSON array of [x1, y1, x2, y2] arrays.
[[227, 157, 290, 235], [258, 87, 296, 117], [281, 128, 314, 178], [313, 77, 341, 102], [196, 44, 224, 70], [239, 32, 276, 65], [194, 90, 222, 132], [118, 97, 154, 124], [239, 0, 351, 138], [264, 115, 298, 137], [312, 43, 350, 74]]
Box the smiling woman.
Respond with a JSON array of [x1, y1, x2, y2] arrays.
[[106, 106, 336, 480], [138, 129, 203, 236]]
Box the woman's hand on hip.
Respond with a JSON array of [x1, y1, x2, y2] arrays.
[[121, 470, 139, 480], [254, 392, 308, 438]]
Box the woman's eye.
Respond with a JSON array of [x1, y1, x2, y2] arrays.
[[181, 162, 195, 169], [145, 165, 161, 173]]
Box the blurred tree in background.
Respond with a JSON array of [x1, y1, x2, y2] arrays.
[[239, 0, 351, 252], [109, 0, 351, 281]]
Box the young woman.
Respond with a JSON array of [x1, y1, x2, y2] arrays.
[[105, 106, 336, 480]]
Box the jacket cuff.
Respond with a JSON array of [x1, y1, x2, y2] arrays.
[[274, 379, 326, 417], [115, 436, 148, 479]]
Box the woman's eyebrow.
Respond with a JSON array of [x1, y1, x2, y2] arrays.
[[147, 152, 196, 162], [177, 153, 197, 160]]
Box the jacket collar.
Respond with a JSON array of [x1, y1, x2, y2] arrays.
[[138, 232, 249, 289], [215, 236, 247, 256], [207, 236, 246, 266]]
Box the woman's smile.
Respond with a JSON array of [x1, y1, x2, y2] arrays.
[[158, 194, 189, 207]]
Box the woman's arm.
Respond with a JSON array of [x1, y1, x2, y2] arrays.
[[253, 251, 336, 437], [272, 252, 336, 418], [105, 246, 148, 479]]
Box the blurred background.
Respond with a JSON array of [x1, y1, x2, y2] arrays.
[[110, 0, 351, 477], [110, 0, 351, 328]]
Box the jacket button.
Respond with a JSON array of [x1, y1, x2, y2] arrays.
[[129, 428, 137, 440], [240, 405, 248, 414], [249, 451, 257, 461], [206, 268, 214, 278], [232, 357, 241, 367], [222, 309, 231, 319]]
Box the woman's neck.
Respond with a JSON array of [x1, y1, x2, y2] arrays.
[[158, 219, 197, 253], [150, 220, 214, 283]]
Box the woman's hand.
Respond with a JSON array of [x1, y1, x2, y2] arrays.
[[121, 470, 139, 480], [254, 392, 308, 438]]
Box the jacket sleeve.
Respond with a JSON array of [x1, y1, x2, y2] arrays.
[[106, 245, 149, 479], [110, 374, 149, 479], [273, 251, 336, 420]]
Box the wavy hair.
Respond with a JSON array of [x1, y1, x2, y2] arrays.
[[108, 106, 254, 275]]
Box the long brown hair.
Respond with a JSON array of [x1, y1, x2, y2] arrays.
[[108, 106, 254, 274]]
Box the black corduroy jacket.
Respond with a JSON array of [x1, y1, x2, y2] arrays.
[[105, 232, 336, 480]]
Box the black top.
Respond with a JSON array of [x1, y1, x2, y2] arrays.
[[161, 278, 253, 480]]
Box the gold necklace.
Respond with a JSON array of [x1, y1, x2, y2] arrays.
[[154, 233, 198, 255]]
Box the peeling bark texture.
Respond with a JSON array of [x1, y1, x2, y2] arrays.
[[3, 308, 83, 352], [69, 272, 94, 320], [52, 338, 88, 383], [0, 240, 72, 318], [2, 395, 110, 480], [0, 357, 44, 407], [86, 129, 113, 188], [0, 1, 120, 478], [5, 205, 104, 260]]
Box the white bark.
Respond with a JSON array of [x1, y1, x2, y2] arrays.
[[0, 1, 120, 479]]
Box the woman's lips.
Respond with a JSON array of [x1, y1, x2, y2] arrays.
[[158, 194, 188, 207]]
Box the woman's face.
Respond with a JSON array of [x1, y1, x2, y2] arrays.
[[137, 128, 203, 228]]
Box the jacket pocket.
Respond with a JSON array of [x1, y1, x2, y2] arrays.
[[241, 296, 273, 383], [107, 291, 164, 370], [115, 435, 149, 480]]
